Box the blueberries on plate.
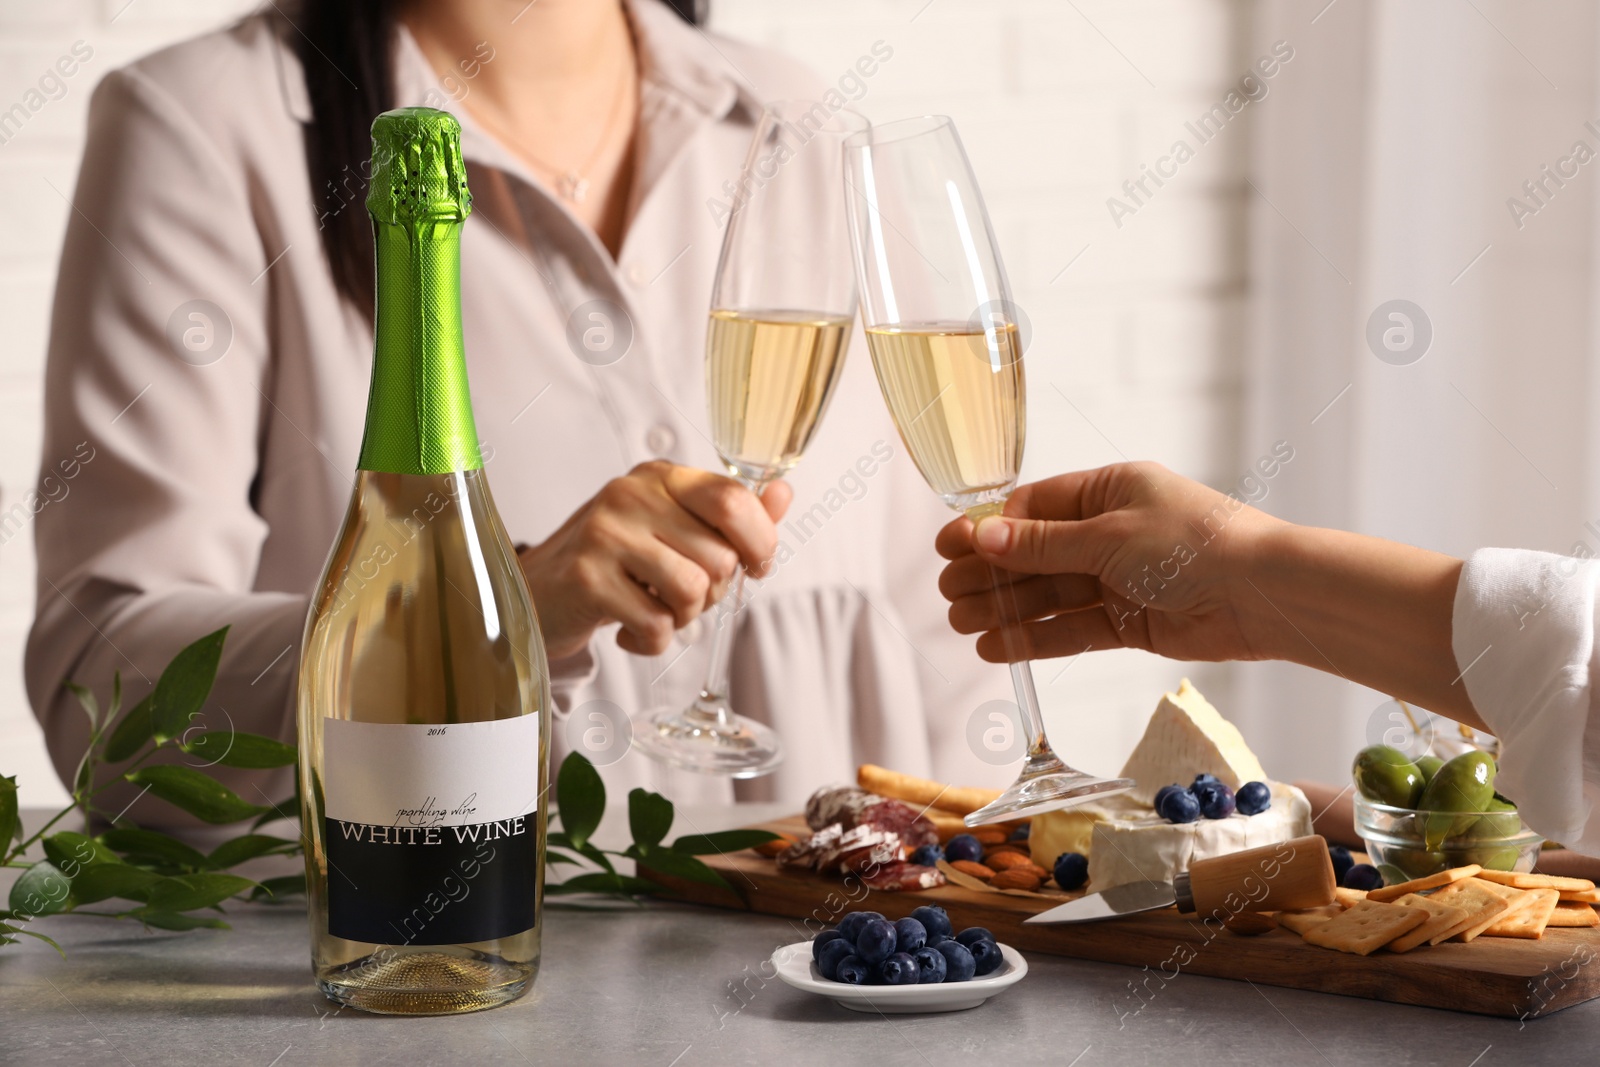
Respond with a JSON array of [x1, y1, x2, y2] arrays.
[[1196, 783, 1236, 820], [967, 938, 1004, 976], [835, 954, 871, 985], [894, 917, 928, 954], [935, 939, 976, 982], [1192, 773, 1221, 790], [1235, 780, 1272, 816], [836, 910, 883, 943], [943, 833, 983, 864], [817, 938, 855, 981], [877, 952, 921, 985], [910, 904, 953, 942], [912, 946, 948, 984], [954, 926, 994, 948], [812, 929, 845, 962], [1158, 788, 1202, 824], [855, 917, 898, 964], [1328, 844, 1354, 885], [1053, 851, 1089, 891], [908, 843, 943, 867], [1343, 863, 1383, 891], [1153, 783, 1184, 811]]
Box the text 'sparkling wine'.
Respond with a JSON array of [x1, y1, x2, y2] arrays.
[[297, 108, 550, 1016]]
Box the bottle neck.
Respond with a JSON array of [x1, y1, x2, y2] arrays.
[[357, 219, 482, 475]]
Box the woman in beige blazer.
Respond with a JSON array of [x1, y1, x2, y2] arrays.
[[27, 0, 1008, 819]]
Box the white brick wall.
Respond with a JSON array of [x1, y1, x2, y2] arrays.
[[0, 0, 1254, 809]]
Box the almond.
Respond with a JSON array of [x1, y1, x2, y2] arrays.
[[753, 834, 794, 858], [992, 868, 1043, 891], [950, 859, 996, 882], [971, 827, 1009, 846], [987, 851, 1035, 871]]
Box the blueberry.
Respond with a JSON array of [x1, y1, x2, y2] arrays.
[[1008, 825, 1031, 843], [855, 917, 897, 964], [944, 834, 983, 864], [1343, 863, 1383, 892], [1197, 783, 1236, 820], [835, 954, 871, 985], [968, 937, 1004, 976], [1192, 773, 1221, 790], [935, 939, 976, 982], [894, 917, 927, 954], [1054, 851, 1089, 891], [954, 926, 994, 948], [909, 844, 942, 867], [1236, 781, 1272, 816], [912, 946, 948, 983], [1328, 844, 1354, 885], [877, 952, 921, 985], [836, 910, 883, 943], [812, 929, 845, 963], [1153, 783, 1184, 811], [910, 905, 953, 942], [1158, 789, 1202, 824], [818, 938, 855, 981]]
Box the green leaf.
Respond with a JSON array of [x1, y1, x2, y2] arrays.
[[70, 864, 162, 905], [248, 874, 306, 902], [251, 796, 300, 830], [181, 730, 296, 770], [206, 835, 295, 869], [16, 928, 65, 956], [544, 872, 658, 896], [148, 626, 230, 743], [555, 753, 604, 849], [103, 694, 155, 764], [131, 909, 231, 932], [545, 848, 583, 867], [549, 832, 617, 874], [65, 681, 99, 731], [142, 873, 255, 912], [0, 775, 18, 859], [42, 831, 118, 875], [99, 828, 209, 872], [633, 845, 732, 892], [627, 788, 674, 849], [9, 862, 73, 917], [124, 765, 267, 825], [670, 829, 780, 856]]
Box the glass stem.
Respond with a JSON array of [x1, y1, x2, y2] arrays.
[[690, 475, 766, 722]]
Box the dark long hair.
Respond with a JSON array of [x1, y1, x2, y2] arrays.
[[295, 0, 706, 318]]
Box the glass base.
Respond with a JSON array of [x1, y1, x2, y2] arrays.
[[318, 950, 533, 1015], [634, 697, 784, 779], [965, 755, 1134, 825]]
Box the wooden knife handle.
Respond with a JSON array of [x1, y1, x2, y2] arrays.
[[1174, 835, 1337, 917]]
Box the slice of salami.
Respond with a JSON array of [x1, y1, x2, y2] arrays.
[[805, 786, 877, 831], [862, 862, 946, 891], [776, 824, 840, 870], [859, 799, 938, 848]]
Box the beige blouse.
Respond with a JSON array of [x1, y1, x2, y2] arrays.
[[26, 0, 1010, 819]]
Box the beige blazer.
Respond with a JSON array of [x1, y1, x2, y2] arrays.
[[27, 1, 1010, 818]]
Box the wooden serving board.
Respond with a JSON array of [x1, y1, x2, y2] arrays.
[[643, 816, 1600, 1019]]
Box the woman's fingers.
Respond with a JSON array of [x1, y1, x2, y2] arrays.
[[759, 479, 793, 523], [946, 573, 1103, 634], [972, 608, 1129, 663], [935, 515, 978, 561], [970, 511, 1125, 576], [662, 466, 781, 576], [599, 567, 680, 656]]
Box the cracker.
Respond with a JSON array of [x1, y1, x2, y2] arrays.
[[1548, 901, 1600, 928], [1277, 905, 1344, 935], [1385, 893, 1468, 954], [1366, 864, 1481, 903], [1334, 887, 1368, 908], [1427, 879, 1511, 944], [1559, 887, 1600, 904], [1484, 888, 1559, 939], [1473, 869, 1595, 893], [1302, 900, 1428, 956]]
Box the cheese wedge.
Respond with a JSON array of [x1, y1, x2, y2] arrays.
[[1029, 805, 1110, 874], [1119, 679, 1269, 804]]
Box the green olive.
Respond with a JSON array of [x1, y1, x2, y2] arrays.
[[1415, 755, 1445, 784], [1455, 846, 1521, 872], [1384, 847, 1448, 879], [1417, 751, 1498, 847], [1353, 745, 1427, 807]]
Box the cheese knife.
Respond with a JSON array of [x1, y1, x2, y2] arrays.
[[1024, 834, 1336, 925]]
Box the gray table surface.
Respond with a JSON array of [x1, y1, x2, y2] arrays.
[[3, 803, 1596, 1067]]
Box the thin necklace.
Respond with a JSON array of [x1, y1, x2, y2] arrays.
[[468, 43, 636, 204]]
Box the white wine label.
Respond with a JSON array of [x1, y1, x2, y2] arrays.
[[322, 715, 542, 946]]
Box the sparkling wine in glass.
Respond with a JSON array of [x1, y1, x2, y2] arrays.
[[634, 102, 868, 777], [842, 115, 1133, 823]]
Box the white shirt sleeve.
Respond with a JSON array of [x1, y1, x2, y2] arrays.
[[1453, 548, 1600, 854]]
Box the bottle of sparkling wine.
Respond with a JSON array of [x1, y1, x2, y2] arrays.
[[297, 107, 550, 1016]]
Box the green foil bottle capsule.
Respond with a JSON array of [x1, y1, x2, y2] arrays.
[[298, 108, 550, 1016]]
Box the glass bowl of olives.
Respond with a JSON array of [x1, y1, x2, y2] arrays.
[[1351, 746, 1543, 884]]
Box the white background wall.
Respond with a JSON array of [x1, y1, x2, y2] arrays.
[[0, 0, 1256, 809]]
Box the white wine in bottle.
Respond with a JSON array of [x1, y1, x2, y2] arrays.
[[705, 308, 852, 484], [863, 321, 1025, 511], [297, 108, 550, 1016]]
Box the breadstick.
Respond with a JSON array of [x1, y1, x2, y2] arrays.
[[857, 764, 1002, 817]]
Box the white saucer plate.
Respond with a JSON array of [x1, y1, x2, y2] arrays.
[[770, 940, 1029, 1014]]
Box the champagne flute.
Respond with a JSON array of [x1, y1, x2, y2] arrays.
[[635, 102, 868, 777], [841, 115, 1133, 823]]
